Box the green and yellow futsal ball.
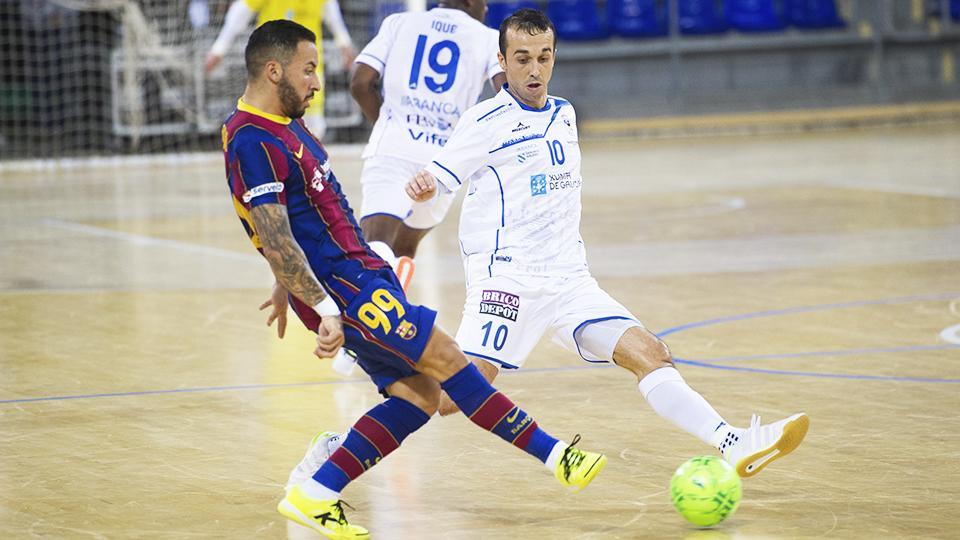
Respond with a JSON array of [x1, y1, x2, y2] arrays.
[[670, 456, 742, 527]]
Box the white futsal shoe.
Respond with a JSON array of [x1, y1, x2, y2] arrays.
[[285, 431, 344, 491], [720, 413, 809, 478]]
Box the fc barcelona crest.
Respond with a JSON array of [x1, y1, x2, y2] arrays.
[[395, 320, 417, 340]]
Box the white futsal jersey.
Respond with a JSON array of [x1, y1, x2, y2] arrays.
[[356, 8, 502, 163], [424, 87, 589, 284]]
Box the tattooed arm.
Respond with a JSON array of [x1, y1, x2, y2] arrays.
[[250, 203, 327, 306], [250, 203, 344, 357]]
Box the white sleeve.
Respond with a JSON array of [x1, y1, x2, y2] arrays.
[[484, 30, 503, 81], [423, 111, 493, 192], [355, 13, 402, 75], [323, 0, 353, 48], [209, 1, 256, 57]]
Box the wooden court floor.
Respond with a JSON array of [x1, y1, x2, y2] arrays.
[[1, 124, 958, 539]]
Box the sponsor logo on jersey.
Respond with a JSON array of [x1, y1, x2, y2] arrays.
[[401, 95, 461, 117], [530, 174, 547, 196], [242, 182, 284, 203], [480, 290, 520, 321], [408, 129, 449, 147], [406, 114, 453, 131], [395, 320, 417, 340], [511, 122, 530, 132], [516, 146, 541, 164], [549, 172, 582, 192], [310, 167, 325, 192], [479, 105, 511, 122]]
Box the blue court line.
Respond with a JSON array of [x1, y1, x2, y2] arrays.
[[658, 292, 960, 337], [5, 293, 958, 404], [659, 292, 960, 383], [0, 379, 362, 404], [686, 343, 960, 363], [673, 357, 960, 383], [0, 363, 612, 405]]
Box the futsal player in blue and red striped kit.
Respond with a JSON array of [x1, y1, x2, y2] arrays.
[[222, 20, 606, 539]]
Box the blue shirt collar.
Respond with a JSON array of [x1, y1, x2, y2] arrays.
[[502, 84, 552, 112]]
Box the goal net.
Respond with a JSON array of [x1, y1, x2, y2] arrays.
[[0, 0, 409, 162]]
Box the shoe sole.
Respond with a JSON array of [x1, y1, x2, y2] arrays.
[[278, 499, 369, 540], [737, 413, 809, 478], [571, 454, 608, 492]]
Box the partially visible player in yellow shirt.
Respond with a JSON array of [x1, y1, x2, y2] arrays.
[[205, 0, 357, 138]]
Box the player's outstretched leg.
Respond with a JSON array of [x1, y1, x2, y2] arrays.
[[419, 328, 607, 491], [610, 326, 808, 477], [278, 396, 431, 538]]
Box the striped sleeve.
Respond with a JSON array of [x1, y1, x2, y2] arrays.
[[234, 137, 290, 207]]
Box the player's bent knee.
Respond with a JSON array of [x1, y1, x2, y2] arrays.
[[386, 375, 441, 416], [614, 327, 674, 378], [418, 327, 469, 381]]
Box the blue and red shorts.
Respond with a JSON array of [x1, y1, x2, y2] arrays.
[[289, 268, 436, 393]]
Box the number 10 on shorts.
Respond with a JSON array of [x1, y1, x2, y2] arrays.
[[480, 321, 508, 351]]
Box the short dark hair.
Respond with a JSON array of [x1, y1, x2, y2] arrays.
[[245, 19, 316, 77], [498, 8, 557, 56]]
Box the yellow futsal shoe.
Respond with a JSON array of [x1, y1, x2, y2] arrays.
[[277, 486, 369, 539], [554, 435, 607, 492], [722, 412, 810, 478]]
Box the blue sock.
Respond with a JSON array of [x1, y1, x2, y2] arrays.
[[441, 363, 559, 463], [312, 397, 430, 492]]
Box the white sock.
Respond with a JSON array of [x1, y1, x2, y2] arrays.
[[638, 367, 727, 447], [299, 477, 340, 500], [544, 440, 567, 471], [368, 240, 397, 267]]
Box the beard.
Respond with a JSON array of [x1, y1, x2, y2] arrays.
[[278, 76, 309, 119]]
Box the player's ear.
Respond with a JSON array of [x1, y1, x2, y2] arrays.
[[265, 60, 283, 84], [497, 51, 506, 73]]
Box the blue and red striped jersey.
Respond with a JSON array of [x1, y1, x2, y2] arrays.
[[222, 98, 387, 286]]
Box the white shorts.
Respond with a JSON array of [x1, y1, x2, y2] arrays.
[[359, 154, 458, 230], [454, 274, 643, 370]]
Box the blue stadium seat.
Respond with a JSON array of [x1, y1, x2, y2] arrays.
[[486, 1, 540, 30], [953, 0, 960, 21], [678, 0, 727, 35], [725, 0, 786, 32], [547, 0, 610, 41], [608, 0, 668, 37], [785, 0, 844, 29]]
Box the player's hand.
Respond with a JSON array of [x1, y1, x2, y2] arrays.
[[315, 315, 345, 359], [259, 281, 289, 339], [339, 44, 357, 71], [204, 52, 223, 74], [406, 170, 438, 202]]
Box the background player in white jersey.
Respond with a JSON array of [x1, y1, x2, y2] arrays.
[[404, 8, 810, 479], [350, 0, 506, 290]]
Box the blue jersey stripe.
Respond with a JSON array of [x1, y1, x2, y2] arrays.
[[487, 165, 505, 278], [432, 160, 461, 185], [477, 104, 507, 122]]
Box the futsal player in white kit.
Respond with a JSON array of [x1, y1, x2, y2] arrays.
[[404, 8, 810, 479], [285, 9, 810, 487], [350, 0, 506, 289]]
